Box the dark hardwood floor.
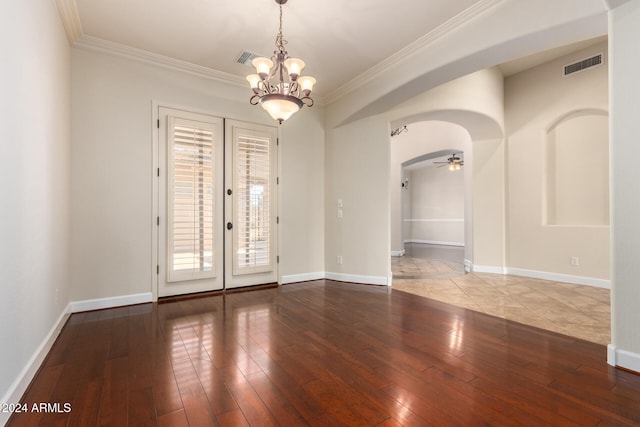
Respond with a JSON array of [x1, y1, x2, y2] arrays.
[[8, 280, 640, 426]]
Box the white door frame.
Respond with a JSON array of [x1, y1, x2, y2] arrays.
[[151, 104, 279, 300]]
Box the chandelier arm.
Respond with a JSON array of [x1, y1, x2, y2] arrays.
[[257, 80, 272, 95], [301, 97, 314, 107], [289, 81, 299, 96], [249, 94, 261, 106]]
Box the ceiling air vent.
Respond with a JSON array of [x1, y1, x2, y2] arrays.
[[564, 53, 603, 76], [236, 50, 263, 67]]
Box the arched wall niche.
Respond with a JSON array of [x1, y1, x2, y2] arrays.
[[545, 108, 609, 226]]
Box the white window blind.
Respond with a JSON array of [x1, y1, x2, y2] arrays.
[[234, 132, 272, 273], [168, 118, 216, 282]]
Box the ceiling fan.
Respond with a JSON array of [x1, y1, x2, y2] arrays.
[[434, 153, 464, 170]]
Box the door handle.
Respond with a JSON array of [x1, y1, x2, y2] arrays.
[[227, 222, 233, 230]]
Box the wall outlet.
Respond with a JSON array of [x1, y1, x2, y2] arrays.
[[337, 209, 343, 218], [337, 255, 343, 264], [570, 256, 579, 267]]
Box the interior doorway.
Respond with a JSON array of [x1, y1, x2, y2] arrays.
[[394, 149, 467, 279], [156, 107, 278, 298]]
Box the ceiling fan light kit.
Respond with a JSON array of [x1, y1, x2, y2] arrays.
[[246, 0, 316, 124], [433, 153, 464, 171]]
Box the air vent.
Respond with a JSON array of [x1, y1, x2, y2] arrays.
[[564, 53, 603, 76], [236, 50, 263, 66]]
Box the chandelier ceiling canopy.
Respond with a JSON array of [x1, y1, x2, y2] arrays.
[[246, 0, 316, 124]]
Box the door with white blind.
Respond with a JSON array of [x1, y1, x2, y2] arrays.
[[224, 120, 278, 289], [158, 108, 224, 297], [157, 110, 278, 297]]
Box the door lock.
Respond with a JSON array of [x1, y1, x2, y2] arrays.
[[227, 189, 232, 195], [227, 222, 233, 230]]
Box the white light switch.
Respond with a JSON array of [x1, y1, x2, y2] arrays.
[[337, 210, 343, 218], [337, 199, 343, 208]]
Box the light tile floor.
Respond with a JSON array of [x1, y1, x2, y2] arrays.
[[392, 244, 611, 345]]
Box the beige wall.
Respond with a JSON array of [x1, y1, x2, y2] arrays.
[[279, 114, 326, 282], [472, 139, 506, 270], [325, 116, 391, 284], [505, 40, 610, 281], [70, 48, 325, 301], [0, 0, 71, 414]]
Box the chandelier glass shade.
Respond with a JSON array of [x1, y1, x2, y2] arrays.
[[246, 0, 315, 124]]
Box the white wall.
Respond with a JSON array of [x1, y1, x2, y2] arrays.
[[406, 165, 465, 245], [505, 41, 610, 281], [0, 0, 71, 417], [71, 47, 325, 301], [609, 0, 640, 371]]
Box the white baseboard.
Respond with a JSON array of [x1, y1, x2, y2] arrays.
[[283, 272, 392, 286], [472, 265, 507, 274], [506, 268, 610, 289], [281, 272, 325, 284], [1, 290, 155, 423], [0, 304, 71, 427], [607, 344, 640, 373], [68, 292, 153, 313], [390, 249, 406, 257], [325, 272, 390, 286], [404, 239, 464, 247]]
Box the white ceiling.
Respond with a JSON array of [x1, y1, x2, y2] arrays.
[[67, 0, 605, 100], [70, 0, 485, 98]]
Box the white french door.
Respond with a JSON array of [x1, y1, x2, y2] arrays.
[[224, 120, 278, 289], [157, 108, 277, 297]]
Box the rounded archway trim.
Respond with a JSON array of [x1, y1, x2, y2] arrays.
[[391, 109, 503, 141]]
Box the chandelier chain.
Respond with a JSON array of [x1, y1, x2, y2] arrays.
[[275, 3, 288, 54]]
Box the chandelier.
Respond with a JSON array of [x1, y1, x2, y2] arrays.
[[246, 0, 316, 124]]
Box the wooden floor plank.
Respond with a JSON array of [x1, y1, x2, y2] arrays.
[[7, 280, 640, 426]]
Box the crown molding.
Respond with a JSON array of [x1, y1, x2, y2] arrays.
[[323, 0, 505, 105], [74, 35, 328, 105], [602, 0, 633, 10], [74, 35, 248, 88], [55, 0, 83, 44]]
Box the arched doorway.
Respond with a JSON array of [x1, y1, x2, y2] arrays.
[[397, 149, 466, 278]]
